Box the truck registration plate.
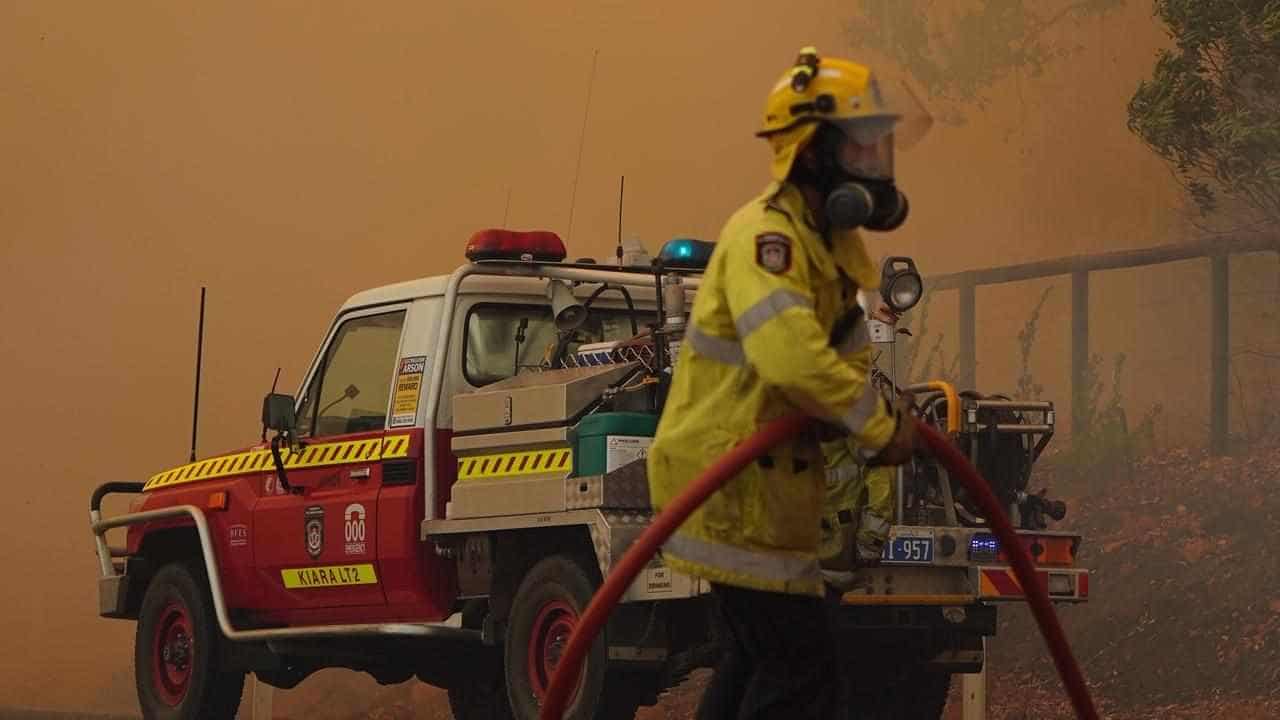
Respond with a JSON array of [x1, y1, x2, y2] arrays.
[[882, 529, 934, 563]]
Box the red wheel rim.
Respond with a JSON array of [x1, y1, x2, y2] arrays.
[[152, 600, 194, 706], [527, 599, 581, 704]]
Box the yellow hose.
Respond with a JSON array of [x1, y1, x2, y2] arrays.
[[908, 380, 961, 434]]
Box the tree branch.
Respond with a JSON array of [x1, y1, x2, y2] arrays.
[[1024, 0, 1110, 40], [1232, 349, 1280, 362]]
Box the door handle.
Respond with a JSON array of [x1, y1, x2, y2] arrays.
[[349, 467, 371, 480]]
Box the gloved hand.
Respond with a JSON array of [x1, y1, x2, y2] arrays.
[[852, 552, 882, 570], [867, 392, 918, 466]]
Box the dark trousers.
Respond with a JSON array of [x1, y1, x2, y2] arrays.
[[697, 583, 846, 720]]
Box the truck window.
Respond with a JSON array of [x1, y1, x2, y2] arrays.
[[296, 310, 407, 437], [464, 303, 645, 387]]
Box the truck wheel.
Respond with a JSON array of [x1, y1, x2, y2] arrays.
[[849, 663, 951, 720], [134, 562, 245, 720], [448, 669, 513, 720], [504, 555, 638, 720], [447, 601, 513, 720]]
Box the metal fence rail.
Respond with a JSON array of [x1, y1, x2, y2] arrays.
[[927, 236, 1280, 454]]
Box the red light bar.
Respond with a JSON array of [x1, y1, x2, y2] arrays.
[[466, 228, 567, 263]]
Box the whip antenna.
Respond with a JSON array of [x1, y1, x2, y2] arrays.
[[565, 49, 599, 244], [616, 175, 625, 266], [189, 287, 206, 463]]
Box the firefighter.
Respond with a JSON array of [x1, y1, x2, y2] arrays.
[[647, 47, 930, 719]]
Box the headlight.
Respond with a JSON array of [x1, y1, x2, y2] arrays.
[[880, 256, 923, 312]]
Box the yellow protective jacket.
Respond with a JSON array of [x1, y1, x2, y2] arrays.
[[819, 437, 897, 569], [648, 181, 897, 596]]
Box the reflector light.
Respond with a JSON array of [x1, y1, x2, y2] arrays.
[[998, 535, 1077, 567], [207, 491, 229, 511], [1047, 572, 1074, 596], [658, 238, 714, 270], [466, 229, 566, 263], [969, 532, 999, 562]]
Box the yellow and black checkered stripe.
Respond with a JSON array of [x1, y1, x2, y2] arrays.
[[457, 447, 573, 481], [143, 434, 413, 492]]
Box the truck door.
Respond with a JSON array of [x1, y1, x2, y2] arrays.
[[253, 308, 407, 612]]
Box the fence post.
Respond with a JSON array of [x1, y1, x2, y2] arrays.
[[958, 279, 976, 388], [1210, 254, 1230, 455], [1071, 271, 1090, 434], [961, 638, 988, 720]]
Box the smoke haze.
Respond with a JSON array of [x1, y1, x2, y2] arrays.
[[2, 0, 1275, 713]]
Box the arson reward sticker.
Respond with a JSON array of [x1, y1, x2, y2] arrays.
[[755, 233, 792, 273], [281, 563, 378, 589], [389, 355, 427, 428]]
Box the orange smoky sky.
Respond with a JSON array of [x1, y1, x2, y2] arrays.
[[4, 0, 1265, 712]]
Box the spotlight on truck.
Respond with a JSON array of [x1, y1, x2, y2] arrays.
[[880, 255, 923, 313]]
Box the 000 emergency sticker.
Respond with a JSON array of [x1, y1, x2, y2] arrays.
[[389, 355, 427, 427]]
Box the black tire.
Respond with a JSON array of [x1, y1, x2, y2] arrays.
[[448, 601, 514, 720], [134, 562, 245, 720], [504, 554, 639, 720], [448, 668, 514, 720], [848, 663, 951, 720]]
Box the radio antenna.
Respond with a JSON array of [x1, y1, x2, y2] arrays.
[[616, 175, 625, 266], [565, 49, 599, 244], [189, 287, 206, 463]]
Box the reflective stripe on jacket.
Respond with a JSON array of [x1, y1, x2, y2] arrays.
[[648, 181, 895, 596]]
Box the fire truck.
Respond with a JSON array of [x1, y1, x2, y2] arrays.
[[89, 229, 1088, 720]]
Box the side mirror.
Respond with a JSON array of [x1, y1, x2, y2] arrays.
[[262, 393, 298, 494], [262, 393, 297, 433]]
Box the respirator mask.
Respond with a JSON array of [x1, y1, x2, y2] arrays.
[[803, 121, 910, 232]]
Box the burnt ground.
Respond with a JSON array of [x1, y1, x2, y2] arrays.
[[971, 439, 1280, 719], [269, 441, 1280, 720]]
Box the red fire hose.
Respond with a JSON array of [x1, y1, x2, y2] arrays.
[[539, 415, 1099, 720]]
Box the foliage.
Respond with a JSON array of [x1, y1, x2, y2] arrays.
[[898, 281, 1167, 480], [898, 290, 929, 382], [846, 0, 1127, 124], [901, 281, 1161, 478], [899, 289, 934, 383], [899, 290, 964, 386], [1128, 0, 1280, 226], [1014, 286, 1053, 400], [1062, 352, 1163, 481]]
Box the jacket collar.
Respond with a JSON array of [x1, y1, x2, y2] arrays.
[[761, 181, 879, 289]]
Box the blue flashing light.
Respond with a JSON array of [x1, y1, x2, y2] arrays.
[[969, 532, 1000, 561], [658, 238, 714, 270]]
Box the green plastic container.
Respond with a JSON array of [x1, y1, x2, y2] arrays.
[[572, 412, 659, 477]]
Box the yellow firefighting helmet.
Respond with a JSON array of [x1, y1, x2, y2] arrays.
[[759, 47, 933, 181]]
